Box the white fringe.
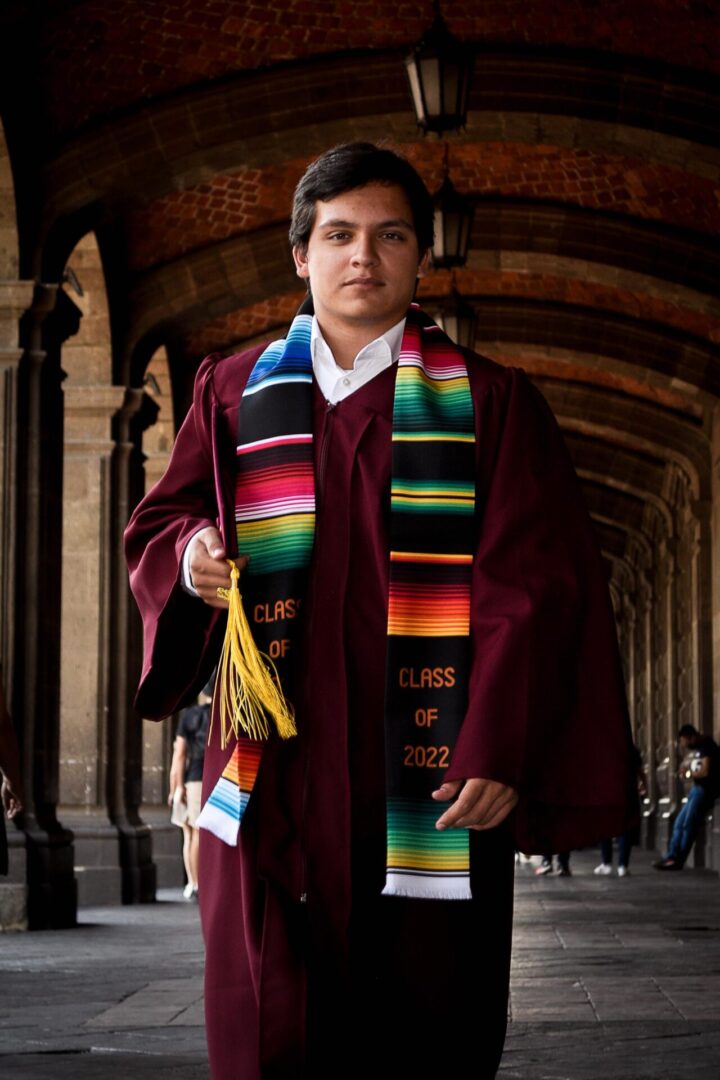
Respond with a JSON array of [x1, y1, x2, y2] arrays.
[[382, 871, 472, 900]]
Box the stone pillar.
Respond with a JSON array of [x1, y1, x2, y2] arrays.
[[108, 388, 159, 903], [652, 537, 677, 854], [635, 572, 655, 847], [14, 285, 80, 929], [59, 385, 127, 904], [0, 278, 34, 928], [136, 346, 178, 884], [0, 280, 34, 678]]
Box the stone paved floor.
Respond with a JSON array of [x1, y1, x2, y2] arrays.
[[0, 849, 718, 1078], [502, 850, 720, 1079]]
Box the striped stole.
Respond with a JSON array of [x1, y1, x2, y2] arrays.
[[383, 315, 475, 899], [198, 304, 476, 901]]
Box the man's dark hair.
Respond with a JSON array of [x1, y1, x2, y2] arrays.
[[289, 142, 434, 254], [678, 724, 699, 739]]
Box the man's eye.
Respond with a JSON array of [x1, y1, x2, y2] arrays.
[[328, 232, 350, 240], [381, 232, 405, 241]]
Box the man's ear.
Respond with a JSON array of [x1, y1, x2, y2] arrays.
[[293, 245, 310, 280], [417, 248, 431, 278]]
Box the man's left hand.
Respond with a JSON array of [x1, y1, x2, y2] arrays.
[[432, 778, 518, 831]]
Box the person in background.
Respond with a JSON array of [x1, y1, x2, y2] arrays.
[[654, 724, 720, 871], [535, 852, 571, 877], [0, 672, 23, 877], [169, 679, 213, 899], [595, 744, 647, 877]]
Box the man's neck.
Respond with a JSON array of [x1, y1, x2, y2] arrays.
[[315, 316, 399, 370]]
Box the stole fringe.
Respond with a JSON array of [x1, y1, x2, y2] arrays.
[[215, 560, 297, 749], [382, 873, 472, 900]]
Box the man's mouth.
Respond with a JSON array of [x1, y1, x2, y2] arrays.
[[344, 277, 384, 287]]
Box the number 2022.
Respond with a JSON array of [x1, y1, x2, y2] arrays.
[[403, 745, 450, 768]]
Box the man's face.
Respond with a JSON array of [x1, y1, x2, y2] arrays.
[[292, 182, 429, 337]]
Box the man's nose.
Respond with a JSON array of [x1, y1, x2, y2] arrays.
[[351, 234, 379, 265]]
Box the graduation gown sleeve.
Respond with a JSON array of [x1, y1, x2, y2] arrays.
[[444, 365, 637, 853], [124, 354, 226, 720]]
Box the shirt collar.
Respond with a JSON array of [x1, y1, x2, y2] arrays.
[[310, 315, 406, 371]]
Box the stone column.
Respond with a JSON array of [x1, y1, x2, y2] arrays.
[[108, 388, 159, 903], [0, 280, 34, 679], [58, 385, 127, 904], [13, 285, 80, 929], [0, 279, 34, 928], [634, 575, 654, 847], [652, 537, 677, 854]]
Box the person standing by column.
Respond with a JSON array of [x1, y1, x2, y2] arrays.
[[0, 673, 23, 877], [169, 681, 212, 899], [654, 725, 719, 871]]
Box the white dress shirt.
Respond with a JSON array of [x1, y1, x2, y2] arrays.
[[311, 314, 405, 404], [182, 315, 406, 594]]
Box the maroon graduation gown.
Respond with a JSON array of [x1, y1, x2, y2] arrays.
[[125, 342, 635, 1080]]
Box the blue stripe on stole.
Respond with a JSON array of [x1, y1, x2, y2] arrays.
[[207, 780, 245, 816], [246, 315, 313, 388]]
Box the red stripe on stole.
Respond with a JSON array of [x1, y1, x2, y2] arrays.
[[224, 740, 264, 789]]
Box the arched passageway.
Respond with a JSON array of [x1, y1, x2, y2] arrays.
[[1, 2, 719, 925]]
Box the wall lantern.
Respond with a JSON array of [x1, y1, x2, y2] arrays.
[[405, 3, 474, 135], [432, 174, 474, 268], [435, 291, 477, 350]]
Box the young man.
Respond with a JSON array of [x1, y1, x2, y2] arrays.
[[126, 143, 635, 1080], [654, 724, 719, 871]]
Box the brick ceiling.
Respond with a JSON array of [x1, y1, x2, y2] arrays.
[[2, 0, 720, 577]]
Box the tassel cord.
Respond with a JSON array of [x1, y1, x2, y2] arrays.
[[215, 561, 297, 749]]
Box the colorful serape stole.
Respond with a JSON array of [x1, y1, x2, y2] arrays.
[[196, 312, 315, 845], [382, 313, 476, 899], [196, 736, 264, 846], [198, 302, 477, 900]]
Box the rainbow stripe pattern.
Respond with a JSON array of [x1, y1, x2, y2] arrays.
[[386, 796, 472, 874], [198, 315, 315, 844], [383, 310, 476, 900], [236, 315, 315, 577], [196, 737, 264, 845]]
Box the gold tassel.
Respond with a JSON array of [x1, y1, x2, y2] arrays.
[[215, 560, 297, 749]]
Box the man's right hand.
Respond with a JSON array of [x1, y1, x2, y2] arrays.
[[186, 526, 248, 609]]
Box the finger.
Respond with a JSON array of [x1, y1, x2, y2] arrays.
[[454, 789, 519, 830], [468, 796, 518, 831], [436, 781, 518, 830], [197, 526, 226, 560], [431, 779, 462, 801], [191, 555, 248, 589], [444, 783, 509, 828], [193, 555, 249, 609], [435, 779, 487, 829]]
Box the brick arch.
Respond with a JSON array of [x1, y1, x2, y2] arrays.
[[465, 296, 720, 397], [567, 434, 668, 501], [42, 43, 720, 229], [37, 2, 720, 136], [582, 478, 652, 537], [422, 269, 720, 347], [124, 144, 720, 273], [539, 380, 709, 498]]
